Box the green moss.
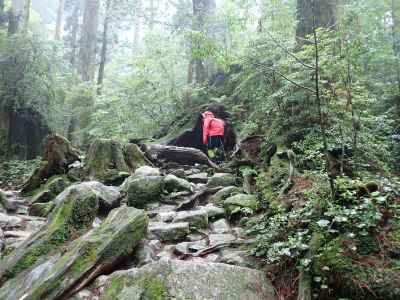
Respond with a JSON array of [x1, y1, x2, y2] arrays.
[[4, 191, 98, 280], [139, 276, 168, 300]]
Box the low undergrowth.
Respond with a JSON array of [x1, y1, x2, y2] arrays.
[[247, 170, 400, 299]]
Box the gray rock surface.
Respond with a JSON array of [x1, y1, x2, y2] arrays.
[[96, 260, 276, 300]]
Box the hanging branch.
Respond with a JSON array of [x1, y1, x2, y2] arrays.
[[265, 30, 315, 70]]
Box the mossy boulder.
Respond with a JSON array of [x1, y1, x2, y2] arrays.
[[123, 143, 153, 171], [126, 176, 164, 208], [0, 206, 148, 300], [163, 174, 193, 193], [86, 139, 131, 185], [29, 202, 55, 217], [0, 181, 120, 282], [172, 210, 209, 229], [96, 260, 275, 300], [86, 139, 151, 186], [223, 194, 259, 215], [28, 176, 70, 205], [210, 186, 242, 205], [207, 173, 236, 187], [148, 222, 190, 242]]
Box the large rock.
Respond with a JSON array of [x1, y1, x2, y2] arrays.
[[123, 143, 153, 171], [86, 140, 152, 185], [0, 206, 148, 300], [223, 194, 259, 215], [126, 176, 164, 208], [172, 209, 209, 229], [0, 182, 119, 282], [28, 175, 70, 205], [207, 173, 236, 187], [163, 174, 193, 193], [149, 222, 190, 242], [133, 166, 161, 178], [0, 190, 17, 212], [28, 202, 55, 217], [96, 260, 276, 300], [86, 139, 130, 185], [187, 172, 209, 184], [210, 186, 241, 205]]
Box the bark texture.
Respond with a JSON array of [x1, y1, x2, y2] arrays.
[[296, 0, 339, 45], [79, 0, 99, 81], [55, 0, 65, 40]]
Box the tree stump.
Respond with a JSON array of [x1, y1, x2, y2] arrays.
[[21, 134, 80, 193]]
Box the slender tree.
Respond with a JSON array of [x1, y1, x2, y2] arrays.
[[312, 1, 335, 197], [188, 0, 216, 85], [69, 0, 80, 68], [97, 0, 112, 95], [22, 0, 31, 32], [392, 0, 400, 93], [133, 0, 141, 46], [55, 0, 65, 40]]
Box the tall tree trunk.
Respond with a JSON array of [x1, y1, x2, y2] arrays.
[[189, 0, 216, 85], [55, 0, 65, 40], [149, 0, 155, 29], [70, 1, 80, 68], [133, 0, 141, 46], [296, 0, 339, 46], [97, 0, 112, 95], [392, 0, 400, 94], [22, 0, 30, 31], [0, 0, 5, 26], [8, 0, 24, 35], [79, 0, 99, 82]]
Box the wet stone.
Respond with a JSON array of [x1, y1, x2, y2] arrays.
[[211, 219, 231, 234], [187, 173, 209, 184], [172, 209, 208, 229], [149, 222, 190, 242], [209, 233, 236, 245]]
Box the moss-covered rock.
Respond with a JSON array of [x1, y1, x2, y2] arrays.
[[210, 186, 242, 205], [0, 206, 148, 300], [97, 260, 275, 300], [148, 222, 190, 242], [86, 139, 131, 185], [0, 182, 119, 282], [223, 194, 259, 215], [21, 134, 80, 193], [207, 173, 236, 187], [172, 210, 209, 229], [0, 190, 17, 212], [126, 176, 164, 208], [123, 143, 153, 171], [163, 174, 193, 193], [29, 202, 55, 217], [28, 176, 70, 205]]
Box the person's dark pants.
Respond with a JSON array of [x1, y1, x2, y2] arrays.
[[207, 136, 225, 162]]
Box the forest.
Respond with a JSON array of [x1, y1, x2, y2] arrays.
[[0, 0, 399, 299]]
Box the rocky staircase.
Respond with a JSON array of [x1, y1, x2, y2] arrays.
[[0, 162, 274, 299]]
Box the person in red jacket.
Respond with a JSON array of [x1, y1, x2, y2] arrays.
[[202, 111, 226, 162]]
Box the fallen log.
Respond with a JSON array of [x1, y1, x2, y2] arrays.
[[144, 144, 220, 169]]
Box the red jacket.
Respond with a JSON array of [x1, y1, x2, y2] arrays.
[[202, 111, 225, 145]]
